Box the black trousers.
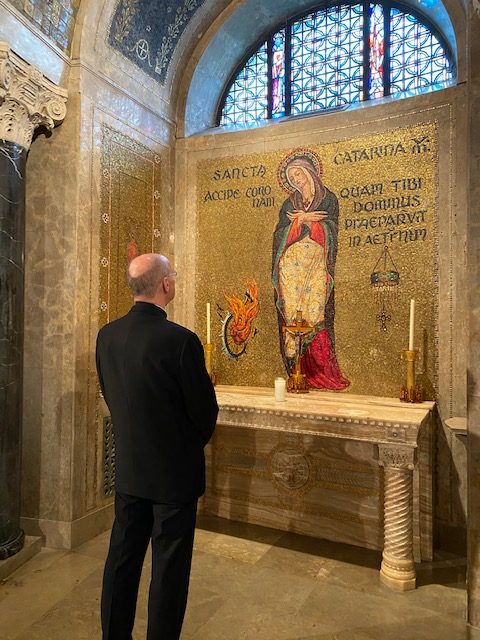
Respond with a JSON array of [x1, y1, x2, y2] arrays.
[[101, 492, 198, 640]]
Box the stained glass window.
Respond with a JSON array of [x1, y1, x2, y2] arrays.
[[9, 0, 77, 52], [290, 4, 364, 115], [218, 1, 455, 127], [389, 8, 451, 95], [369, 4, 385, 99], [271, 29, 286, 119], [219, 43, 268, 127]]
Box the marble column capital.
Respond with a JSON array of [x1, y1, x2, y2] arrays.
[[378, 444, 416, 470], [0, 42, 68, 150]]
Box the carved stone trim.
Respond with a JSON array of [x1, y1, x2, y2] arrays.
[[220, 404, 421, 431], [474, 0, 480, 18], [0, 42, 68, 150]]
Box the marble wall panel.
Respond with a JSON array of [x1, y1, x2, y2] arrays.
[[23, 95, 81, 526], [20, 52, 175, 545], [451, 433, 468, 523], [467, 1, 480, 633], [70, 87, 97, 524]]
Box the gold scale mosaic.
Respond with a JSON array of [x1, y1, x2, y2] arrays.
[[196, 123, 438, 399], [99, 125, 162, 326]]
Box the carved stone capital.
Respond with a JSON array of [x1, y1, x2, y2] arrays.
[[474, 0, 480, 17], [378, 444, 416, 470], [0, 42, 68, 150]]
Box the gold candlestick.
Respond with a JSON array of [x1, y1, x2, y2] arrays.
[[204, 342, 216, 385], [283, 310, 313, 394], [400, 349, 422, 403]]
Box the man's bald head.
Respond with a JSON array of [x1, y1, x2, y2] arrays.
[[127, 254, 171, 298]]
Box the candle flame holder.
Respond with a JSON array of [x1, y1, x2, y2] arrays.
[[204, 343, 216, 386], [400, 349, 423, 403]]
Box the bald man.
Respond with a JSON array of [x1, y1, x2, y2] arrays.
[[96, 254, 218, 640]]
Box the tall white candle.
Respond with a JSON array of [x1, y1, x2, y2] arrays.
[[408, 298, 415, 351], [206, 302, 211, 344]]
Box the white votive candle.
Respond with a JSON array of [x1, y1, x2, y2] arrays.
[[206, 302, 211, 344], [274, 377, 286, 402], [408, 298, 415, 351]]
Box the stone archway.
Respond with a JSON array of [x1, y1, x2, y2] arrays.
[[178, 0, 465, 137]]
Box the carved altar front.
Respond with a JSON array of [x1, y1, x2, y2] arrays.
[[204, 386, 435, 591]]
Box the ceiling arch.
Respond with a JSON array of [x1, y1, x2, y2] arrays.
[[181, 0, 465, 136]]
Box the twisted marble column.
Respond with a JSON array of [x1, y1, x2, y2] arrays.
[[0, 42, 67, 559], [378, 444, 416, 591]]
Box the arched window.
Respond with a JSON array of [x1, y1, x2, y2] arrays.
[[218, 2, 455, 127], [10, 0, 77, 51]]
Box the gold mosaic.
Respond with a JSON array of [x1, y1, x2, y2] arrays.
[[196, 123, 438, 398], [99, 125, 162, 326]]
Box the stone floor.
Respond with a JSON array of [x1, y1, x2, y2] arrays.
[[0, 514, 467, 640]]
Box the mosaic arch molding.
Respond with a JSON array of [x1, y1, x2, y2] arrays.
[[183, 0, 460, 136]]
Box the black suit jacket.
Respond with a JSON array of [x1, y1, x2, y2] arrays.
[[96, 302, 218, 503]]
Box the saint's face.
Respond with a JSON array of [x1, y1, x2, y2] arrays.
[[287, 166, 309, 190]]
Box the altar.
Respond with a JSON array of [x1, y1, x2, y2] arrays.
[[203, 386, 435, 591]]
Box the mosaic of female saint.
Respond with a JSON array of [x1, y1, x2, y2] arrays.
[[272, 149, 349, 390]]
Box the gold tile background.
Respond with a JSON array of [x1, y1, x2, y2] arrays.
[[99, 125, 162, 326], [196, 123, 438, 398]]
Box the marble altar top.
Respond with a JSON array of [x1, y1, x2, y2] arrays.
[[214, 386, 435, 443]]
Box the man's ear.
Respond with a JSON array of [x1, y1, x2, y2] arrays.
[[161, 276, 169, 294]]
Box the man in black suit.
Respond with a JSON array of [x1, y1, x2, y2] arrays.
[[96, 253, 218, 640]]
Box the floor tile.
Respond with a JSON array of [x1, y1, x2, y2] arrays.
[[0, 516, 468, 640]]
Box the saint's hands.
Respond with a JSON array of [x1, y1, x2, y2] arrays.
[[287, 210, 328, 224]]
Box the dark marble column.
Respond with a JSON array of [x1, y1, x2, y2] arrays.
[[0, 42, 67, 559], [0, 141, 26, 559]]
